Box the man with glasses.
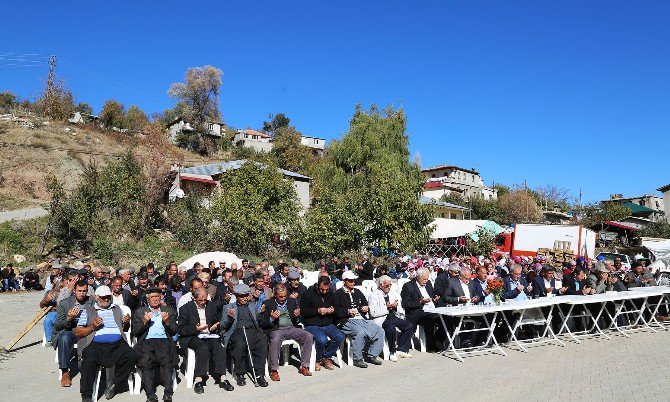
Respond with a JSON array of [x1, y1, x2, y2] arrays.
[[76, 286, 135, 402], [220, 284, 269, 387], [367, 275, 413, 362], [334, 271, 384, 368]]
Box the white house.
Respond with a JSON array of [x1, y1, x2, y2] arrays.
[[657, 184, 670, 223], [300, 135, 326, 153], [233, 129, 274, 153], [422, 164, 497, 200], [166, 118, 223, 144], [169, 159, 311, 211]]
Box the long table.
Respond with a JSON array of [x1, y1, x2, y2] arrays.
[[425, 286, 670, 362]]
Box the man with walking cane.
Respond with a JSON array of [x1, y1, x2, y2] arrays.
[[220, 283, 269, 387]]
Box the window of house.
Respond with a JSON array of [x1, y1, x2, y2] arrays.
[[244, 134, 249, 139], [208, 123, 214, 131], [252, 135, 258, 139], [451, 213, 457, 219], [443, 172, 448, 176], [431, 174, 436, 178]]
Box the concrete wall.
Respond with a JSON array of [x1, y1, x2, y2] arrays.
[[663, 190, 670, 223], [293, 180, 310, 212]]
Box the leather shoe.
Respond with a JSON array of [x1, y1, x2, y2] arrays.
[[104, 383, 117, 400], [366, 356, 383, 365], [146, 395, 159, 402], [60, 370, 72, 387], [256, 376, 268, 387], [162, 395, 172, 402], [353, 359, 368, 368], [194, 382, 204, 394], [321, 358, 335, 370], [270, 370, 280, 381], [298, 366, 312, 376], [235, 374, 246, 386], [219, 379, 234, 391]]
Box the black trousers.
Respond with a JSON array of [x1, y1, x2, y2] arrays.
[[382, 315, 413, 354], [187, 337, 227, 378], [80, 340, 137, 398], [228, 327, 268, 377], [136, 339, 178, 397], [411, 311, 446, 352]]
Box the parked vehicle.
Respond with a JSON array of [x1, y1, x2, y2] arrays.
[[495, 224, 596, 259], [595, 252, 633, 270]]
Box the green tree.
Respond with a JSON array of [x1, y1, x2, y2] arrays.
[[124, 105, 150, 132], [271, 125, 314, 174], [466, 228, 497, 257], [640, 221, 670, 239], [209, 161, 300, 255], [0, 91, 18, 113], [75, 102, 93, 115], [167, 65, 222, 131], [301, 104, 432, 257], [35, 79, 75, 120], [263, 113, 291, 134], [469, 196, 500, 221], [99, 99, 126, 129]]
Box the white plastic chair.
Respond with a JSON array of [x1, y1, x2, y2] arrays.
[[412, 325, 427, 353], [133, 366, 178, 394], [335, 281, 344, 290], [280, 339, 316, 372], [354, 285, 371, 299], [361, 280, 376, 294]]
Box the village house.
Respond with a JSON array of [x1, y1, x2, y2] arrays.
[[422, 164, 497, 200], [601, 194, 665, 221], [657, 184, 670, 223], [419, 196, 469, 220], [169, 159, 311, 211], [233, 129, 326, 155], [67, 111, 99, 125], [166, 118, 223, 144]]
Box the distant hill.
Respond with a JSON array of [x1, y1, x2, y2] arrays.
[[0, 119, 221, 212]]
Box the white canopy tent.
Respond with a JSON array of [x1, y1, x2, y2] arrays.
[[179, 251, 243, 270], [429, 218, 505, 241]]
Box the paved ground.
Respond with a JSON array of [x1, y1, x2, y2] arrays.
[[0, 207, 48, 223], [1, 291, 669, 401]]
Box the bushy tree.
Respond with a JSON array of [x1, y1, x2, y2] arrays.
[[640, 221, 670, 239], [35, 79, 75, 120], [124, 105, 150, 132], [209, 161, 300, 255], [499, 190, 542, 224], [75, 102, 93, 115], [299, 104, 432, 258], [167, 65, 222, 131], [0, 91, 18, 113], [263, 113, 291, 134], [271, 125, 314, 174], [99, 99, 126, 129]]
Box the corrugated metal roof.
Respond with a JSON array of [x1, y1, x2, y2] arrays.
[[420, 196, 469, 210], [181, 159, 310, 180]]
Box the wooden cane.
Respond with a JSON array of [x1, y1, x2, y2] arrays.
[[4, 306, 53, 351]]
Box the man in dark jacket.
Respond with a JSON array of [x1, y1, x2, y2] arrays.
[[177, 288, 232, 394], [259, 284, 313, 381], [110, 276, 139, 311], [286, 270, 307, 302], [400, 268, 443, 352], [531, 266, 565, 297], [270, 262, 290, 289], [53, 280, 92, 387], [334, 271, 384, 368], [325, 256, 344, 281], [355, 256, 374, 284], [301, 275, 345, 371], [220, 284, 268, 388], [132, 288, 179, 402]]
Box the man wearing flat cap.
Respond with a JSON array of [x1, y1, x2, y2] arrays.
[[220, 283, 269, 387], [132, 287, 178, 402], [286, 270, 307, 301]]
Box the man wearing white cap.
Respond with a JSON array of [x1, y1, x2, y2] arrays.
[[334, 271, 384, 368], [75, 285, 136, 402]]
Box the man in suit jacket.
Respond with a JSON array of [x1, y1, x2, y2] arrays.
[[443, 267, 478, 305], [220, 283, 269, 387], [132, 288, 180, 401], [400, 268, 443, 352], [259, 284, 313, 380], [502, 265, 533, 300], [471, 266, 490, 303], [531, 266, 565, 297], [177, 288, 231, 394], [562, 268, 594, 296], [110, 276, 139, 311]]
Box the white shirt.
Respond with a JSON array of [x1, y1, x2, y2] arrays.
[[112, 293, 125, 307], [418, 284, 435, 311], [544, 279, 551, 290], [460, 281, 471, 300], [177, 291, 211, 312]]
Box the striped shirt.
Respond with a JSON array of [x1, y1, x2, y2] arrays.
[[79, 304, 123, 343]]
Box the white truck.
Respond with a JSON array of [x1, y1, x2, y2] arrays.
[[495, 223, 597, 259]]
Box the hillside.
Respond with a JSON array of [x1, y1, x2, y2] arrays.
[[0, 119, 223, 212]]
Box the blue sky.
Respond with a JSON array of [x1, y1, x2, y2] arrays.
[[2, 1, 669, 203]]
